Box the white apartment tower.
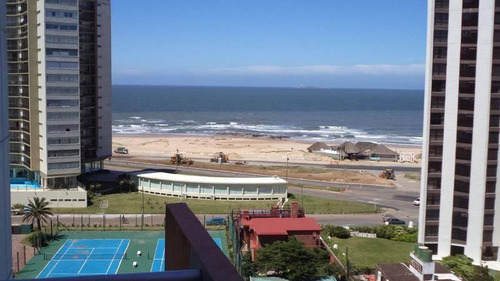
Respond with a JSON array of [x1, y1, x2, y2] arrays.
[[419, 0, 500, 267], [6, 0, 111, 189]]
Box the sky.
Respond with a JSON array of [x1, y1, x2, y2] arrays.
[[112, 1, 428, 89]]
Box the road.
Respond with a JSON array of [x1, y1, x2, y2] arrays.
[[11, 213, 413, 227], [101, 159, 420, 226], [112, 155, 422, 173]]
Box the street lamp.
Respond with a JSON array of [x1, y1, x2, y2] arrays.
[[285, 153, 290, 181], [141, 181, 145, 230], [285, 148, 293, 181]]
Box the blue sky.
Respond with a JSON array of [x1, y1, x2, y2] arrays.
[[112, 1, 427, 89]]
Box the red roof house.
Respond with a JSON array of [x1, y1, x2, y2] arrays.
[[240, 202, 322, 261]]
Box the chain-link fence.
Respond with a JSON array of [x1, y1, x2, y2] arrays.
[[228, 210, 242, 273]]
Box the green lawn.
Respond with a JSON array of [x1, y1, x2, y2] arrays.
[[51, 192, 379, 214], [327, 237, 415, 269]]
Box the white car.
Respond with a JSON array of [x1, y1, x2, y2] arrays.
[[413, 198, 420, 206]]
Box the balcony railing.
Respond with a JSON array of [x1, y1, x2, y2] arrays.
[[19, 270, 202, 281]]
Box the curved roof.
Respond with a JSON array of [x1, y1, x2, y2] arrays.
[[137, 172, 288, 185]]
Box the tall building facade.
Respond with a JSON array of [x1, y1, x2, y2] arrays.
[[419, 0, 500, 266], [6, 0, 111, 189], [1, 0, 14, 278]]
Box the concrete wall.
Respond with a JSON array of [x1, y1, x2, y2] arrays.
[[11, 188, 87, 208], [138, 177, 288, 201], [0, 0, 14, 278]]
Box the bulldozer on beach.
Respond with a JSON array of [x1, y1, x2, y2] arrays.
[[210, 152, 229, 164], [170, 153, 194, 165], [380, 169, 395, 180]]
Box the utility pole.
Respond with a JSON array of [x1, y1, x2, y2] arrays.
[[346, 247, 350, 280]]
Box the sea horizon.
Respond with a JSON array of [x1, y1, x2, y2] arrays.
[[112, 85, 424, 145]]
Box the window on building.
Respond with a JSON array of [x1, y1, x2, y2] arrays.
[[46, 48, 78, 57], [45, 22, 77, 31], [46, 74, 79, 83], [46, 35, 78, 45], [46, 61, 79, 69]]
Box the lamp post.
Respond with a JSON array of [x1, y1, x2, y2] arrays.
[[285, 153, 290, 181], [285, 148, 293, 181], [141, 182, 145, 230]]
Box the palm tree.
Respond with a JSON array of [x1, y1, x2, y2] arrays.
[[22, 197, 53, 248]]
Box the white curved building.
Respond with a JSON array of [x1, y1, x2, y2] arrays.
[[136, 172, 288, 200]]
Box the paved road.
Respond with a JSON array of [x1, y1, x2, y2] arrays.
[[107, 159, 395, 190], [103, 159, 420, 226], [12, 213, 415, 227], [112, 155, 422, 173]]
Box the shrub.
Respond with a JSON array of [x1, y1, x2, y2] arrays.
[[24, 232, 50, 247], [324, 225, 350, 239]]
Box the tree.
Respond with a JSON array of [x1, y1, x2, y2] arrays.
[[441, 255, 494, 281], [22, 197, 53, 249], [241, 252, 257, 281], [255, 238, 329, 281], [323, 263, 345, 281]]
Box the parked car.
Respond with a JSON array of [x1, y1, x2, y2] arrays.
[[385, 218, 406, 225], [206, 217, 227, 225], [413, 198, 420, 206], [114, 147, 129, 154], [382, 214, 394, 223]]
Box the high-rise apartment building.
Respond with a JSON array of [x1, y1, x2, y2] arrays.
[[6, 0, 111, 189], [1, 0, 14, 278], [419, 0, 500, 267]]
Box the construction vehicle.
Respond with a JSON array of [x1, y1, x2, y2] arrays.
[[170, 153, 194, 165], [210, 152, 229, 163], [380, 169, 395, 179]]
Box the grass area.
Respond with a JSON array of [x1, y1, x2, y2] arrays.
[[404, 173, 421, 181], [491, 269, 500, 281], [289, 183, 342, 193], [327, 237, 415, 269], [51, 192, 379, 214]]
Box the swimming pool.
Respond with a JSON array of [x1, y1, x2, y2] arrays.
[[10, 179, 41, 190]]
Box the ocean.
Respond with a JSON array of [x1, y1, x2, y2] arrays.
[[112, 85, 424, 146]]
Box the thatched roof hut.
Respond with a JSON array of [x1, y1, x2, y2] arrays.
[[359, 144, 398, 158], [307, 142, 331, 153], [338, 141, 359, 154], [337, 141, 398, 161]]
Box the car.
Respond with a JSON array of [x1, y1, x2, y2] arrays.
[[385, 218, 406, 225], [114, 147, 129, 154], [381, 214, 394, 223], [206, 217, 227, 225], [413, 198, 420, 206]]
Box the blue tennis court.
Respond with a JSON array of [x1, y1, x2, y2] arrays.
[[37, 239, 130, 279], [150, 238, 221, 272]]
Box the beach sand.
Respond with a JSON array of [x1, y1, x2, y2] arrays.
[[112, 135, 422, 167]]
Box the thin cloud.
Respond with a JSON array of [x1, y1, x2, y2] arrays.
[[205, 64, 425, 76]]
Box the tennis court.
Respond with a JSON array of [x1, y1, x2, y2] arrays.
[[37, 239, 129, 278], [150, 238, 221, 272]]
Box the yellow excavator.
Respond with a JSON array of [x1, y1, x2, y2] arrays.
[[170, 153, 194, 165], [380, 169, 395, 180], [210, 152, 229, 163]]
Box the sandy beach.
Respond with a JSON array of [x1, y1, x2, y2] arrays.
[[112, 135, 422, 167]]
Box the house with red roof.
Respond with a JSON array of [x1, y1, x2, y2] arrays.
[[239, 202, 322, 261]]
